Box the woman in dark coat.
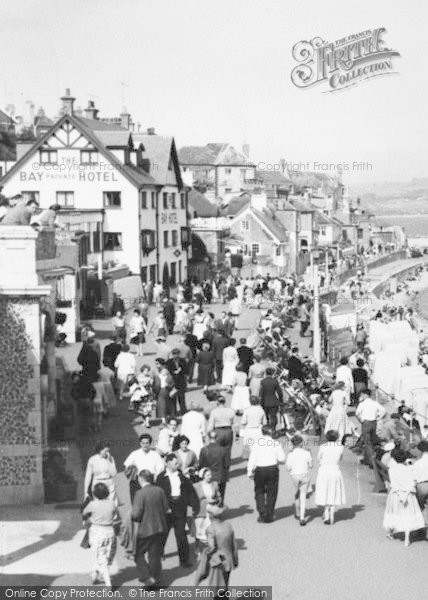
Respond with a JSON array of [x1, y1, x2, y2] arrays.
[[196, 341, 215, 391]]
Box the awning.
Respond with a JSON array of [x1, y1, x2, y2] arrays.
[[40, 267, 75, 279]]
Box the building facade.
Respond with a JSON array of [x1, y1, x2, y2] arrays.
[[0, 92, 189, 309]]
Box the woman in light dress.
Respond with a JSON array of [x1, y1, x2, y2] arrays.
[[222, 339, 239, 392], [324, 382, 352, 442], [240, 396, 266, 458], [180, 401, 207, 458], [193, 468, 221, 556], [383, 448, 425, 546], [335, 356, 354, 406], [157, 416, 180, 456], [84, 441, 117, 504], [193, 309, 207, 341], [248, 355, 266, 398], [315, 429, 346, 524]]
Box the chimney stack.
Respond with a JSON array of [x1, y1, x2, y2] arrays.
[[84, 100, 99, 120], [147, 127, 155, 135], [60, 88, 75, 116], [120, 107, 131, 130]]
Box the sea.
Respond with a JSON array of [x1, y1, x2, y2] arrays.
[[382, 214, 428, 237]]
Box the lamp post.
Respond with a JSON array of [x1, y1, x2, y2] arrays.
[[310, 247, 321, 364]]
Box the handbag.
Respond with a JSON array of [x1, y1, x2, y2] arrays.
[[80, 527, 90, 549]]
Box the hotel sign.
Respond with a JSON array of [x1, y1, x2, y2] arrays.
[[291, 28, 400, 92]]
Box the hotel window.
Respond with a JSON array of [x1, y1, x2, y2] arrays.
[[163, 192, 168, 209], [56, 191, 74, 207], [80, 150, 98, 164], [168, 157, 173, 171], [92, 223, 101, 253], [225, 168, 232, 175], [103, 232, 122, 251], [103, 191, 121, 208], [320, 226, 326, 236], [163, 231, 169, 247], [170, 193, 176, 209], [276, 245, 281, 256], [40, 150, 57, 164], [241, 220, 249, 231], [251, 243, 260, 255], [180, 193, 186, 209], [358, 228, 363, 239], [21, 191, 40, 203], [151, 191, 156, 209], [141, 191, 147, 209], [172, 230, 178, 246]]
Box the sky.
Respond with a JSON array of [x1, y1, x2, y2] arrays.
[[1, 0, 427, 184]]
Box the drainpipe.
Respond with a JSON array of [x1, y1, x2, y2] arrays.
[[155, 186, 161, 282]]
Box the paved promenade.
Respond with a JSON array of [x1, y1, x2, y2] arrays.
[[2, 266, 428, 599]]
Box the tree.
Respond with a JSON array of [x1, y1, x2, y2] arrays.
[[16, 126, 36, 142]]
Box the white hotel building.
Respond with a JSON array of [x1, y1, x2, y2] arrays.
[[0, 91, 190, 296]]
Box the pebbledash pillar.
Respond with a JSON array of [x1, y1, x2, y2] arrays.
[[0, 226, 51, 504]]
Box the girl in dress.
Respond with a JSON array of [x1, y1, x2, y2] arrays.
[[383, 448, 425, 546], [129, 309, 146, 357], [221, 339, 239, 392], [324, 382, 353, 442], [315, 429, 346, 525], [240, 396, 266, 459], [248, 354, 266, 398], [128, 365, 154, 427], [231, 364, 250, 438]]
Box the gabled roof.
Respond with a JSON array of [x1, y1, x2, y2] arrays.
[[178, 143, 251, 166], [77, 117, 127, 131], [1, 113, 155, 188], [288, 198, 315, 212], [34, 115, 53, 128], [93, 130, 134, 149], [255, 170, 292, 186], [188, 188, 219, 217], [132, 133, 183, 188], [232, 205, 288, 243], [222, 195, 250, 216], [290, 170, 337, 192], [0, 109, 16, 125]]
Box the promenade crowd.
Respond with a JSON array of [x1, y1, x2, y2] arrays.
[[71, 270, 428, 590]]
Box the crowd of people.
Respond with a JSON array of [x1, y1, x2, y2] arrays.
[[74, 269, 428, 590]]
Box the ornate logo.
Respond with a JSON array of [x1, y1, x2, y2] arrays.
[[291, 29, 400, 92]]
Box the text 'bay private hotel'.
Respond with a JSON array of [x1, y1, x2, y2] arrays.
[[0, 90, 190, 296]]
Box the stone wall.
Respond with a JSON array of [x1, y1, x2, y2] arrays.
[[0, 297, 44, 502]]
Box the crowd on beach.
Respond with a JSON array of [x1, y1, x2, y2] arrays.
[[71, 269, 428, 590]]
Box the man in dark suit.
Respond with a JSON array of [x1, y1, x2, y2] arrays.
[[131, 470, 169, 587], [199, 431, 229, 504], [211, 329, 230, 383], [102, 335, 122, 372], [156, 453, 199, 567], [237, 337, 254, 374], [260, 367, 283, 433], [287, 347, 304, 381], [163, 298, 176, 335], [166, 349, 188, 415]]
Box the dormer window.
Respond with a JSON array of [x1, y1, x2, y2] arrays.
[[81, 150, 98, 164], [40, 150, 57, 164]]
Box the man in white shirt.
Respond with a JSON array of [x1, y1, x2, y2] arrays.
[[247, 425, 285, 523], [124, 434, 165, 501], [355, 390, 385, 464], [286, 435, 312, 525], [229, 296, 242, 330], [114, 344, 136, 396]]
